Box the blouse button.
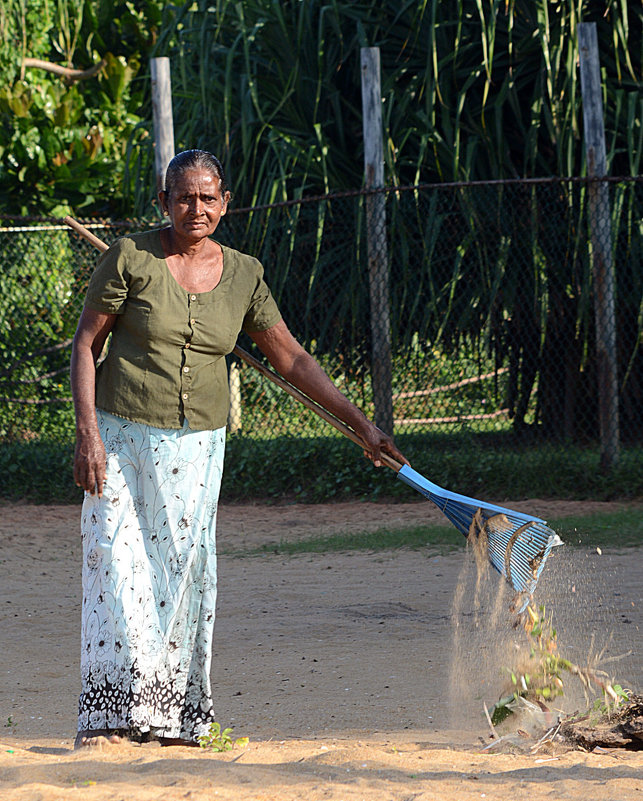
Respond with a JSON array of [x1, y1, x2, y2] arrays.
[[183, 366, 190, 373], [190, 318, 196, 326], [185, 342, 191, 349], [182, 393, 188, 400], [190, 294, 197, 301]]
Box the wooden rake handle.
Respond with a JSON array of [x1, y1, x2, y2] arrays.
[[63, 215, 403, 473], [227, 340, 402, 472], [64, 215, 109, 252]]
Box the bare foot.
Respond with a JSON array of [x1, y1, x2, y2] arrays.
[[74, 729, 124, 750]]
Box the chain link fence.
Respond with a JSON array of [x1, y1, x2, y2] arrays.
[[1, 177, 641, 496]]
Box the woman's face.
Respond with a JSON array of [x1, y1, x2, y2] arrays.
[[160, 168, 230, 243]]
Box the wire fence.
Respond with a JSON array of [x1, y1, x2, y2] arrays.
[[1, 177, 641, 477]]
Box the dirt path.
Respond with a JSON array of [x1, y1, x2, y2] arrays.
[[0, 499, 641, 800]]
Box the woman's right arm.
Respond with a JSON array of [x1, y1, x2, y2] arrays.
[[70, 308, 117, 497]]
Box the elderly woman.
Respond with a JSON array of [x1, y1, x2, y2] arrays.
[[70, 149, 406, 748]]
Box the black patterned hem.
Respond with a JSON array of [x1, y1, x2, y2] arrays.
[[78, 660, 216, 741]]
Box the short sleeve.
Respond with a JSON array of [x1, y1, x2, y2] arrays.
[[241, 259, 283, 333], [84, 238, 130, 314]]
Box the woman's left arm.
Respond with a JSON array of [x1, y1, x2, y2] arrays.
[[250, 320, 408, 467]]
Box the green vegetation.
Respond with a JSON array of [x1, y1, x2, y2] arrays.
[[221, 508, 642, 558], [148, 0, 641, 208], [2, 430, 642, 513], [550, 509, 643, 549], [0, 229, 77, 439], [1, 2, 642, 496], [224, 524, 462, 558], [221, 432, 643, 505], [0, 0, 169, 217], [198, 722, 249, 752], [0, 439, 77, 502], [1, 2, 640, 215]]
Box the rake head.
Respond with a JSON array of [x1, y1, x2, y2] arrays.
[[397, 465, 562, 612]]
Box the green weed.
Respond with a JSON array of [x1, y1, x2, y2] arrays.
[[198, 722, 249, 753]]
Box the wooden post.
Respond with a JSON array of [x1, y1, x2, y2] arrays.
[[227, 360, 242, 433], [360, 47, 394, 435], [150, 57, 175, 194], [578, 23, 620, 470]]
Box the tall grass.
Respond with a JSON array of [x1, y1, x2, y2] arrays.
[[125, 0, 642, 211]]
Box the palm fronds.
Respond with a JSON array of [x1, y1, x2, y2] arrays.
[[128, 1, 641, 211]]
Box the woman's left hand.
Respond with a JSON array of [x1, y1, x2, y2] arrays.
[[353, 420, 409, 469]]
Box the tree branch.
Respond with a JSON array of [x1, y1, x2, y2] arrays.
[[22, 58, 106, 82]]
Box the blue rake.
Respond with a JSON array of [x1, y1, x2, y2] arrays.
[[62, 217, 564, 613], [396, 465, 562, 612]]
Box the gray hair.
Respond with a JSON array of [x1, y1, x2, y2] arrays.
[[163, 149, 229, 199]]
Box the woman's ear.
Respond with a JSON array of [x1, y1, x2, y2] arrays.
[[158, 190, 169, 216], [221, 190, 231, 216]]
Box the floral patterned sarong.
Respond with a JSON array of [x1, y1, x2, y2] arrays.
[[78, 410, 225, 741]]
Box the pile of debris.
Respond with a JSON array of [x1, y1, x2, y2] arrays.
[[560, 694, 643, 750]]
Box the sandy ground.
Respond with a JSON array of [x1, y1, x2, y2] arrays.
[[0, 498, 641, 801]]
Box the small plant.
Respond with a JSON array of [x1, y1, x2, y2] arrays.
[[198, 722, 249, 752], [4, 716, 16, 728], [587, 685, 630, 724]]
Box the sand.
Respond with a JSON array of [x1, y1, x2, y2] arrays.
[[0, 498, 641, 800]]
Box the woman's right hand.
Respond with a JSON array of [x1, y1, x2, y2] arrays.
[[70, 308, 117, 498], [74, 429, 107, 496]]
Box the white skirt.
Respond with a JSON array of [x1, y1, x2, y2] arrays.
[[78, 410, 225, 741]]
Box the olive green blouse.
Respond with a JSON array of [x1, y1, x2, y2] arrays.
[[84, 229, 282, 430]]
